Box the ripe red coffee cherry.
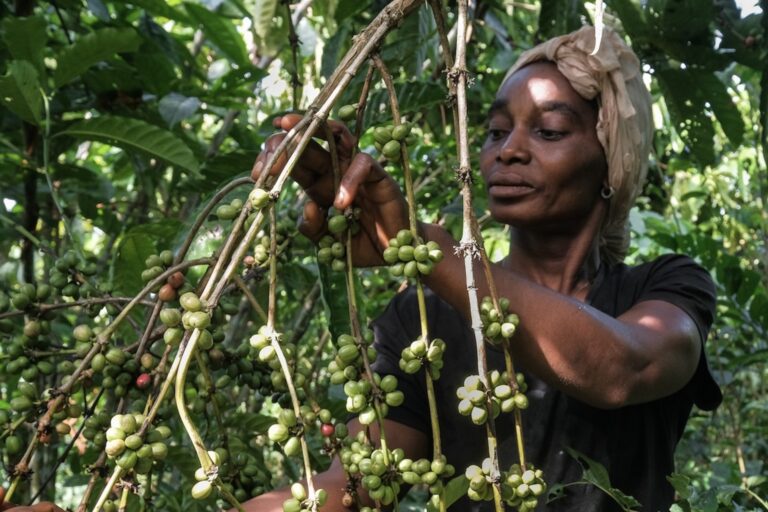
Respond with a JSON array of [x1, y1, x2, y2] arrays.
[[158, 284, 177, 302], [167, 271, 185, 289], [321, 423, 335, 437], [136, 373, 152, 389]]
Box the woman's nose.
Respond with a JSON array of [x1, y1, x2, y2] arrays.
[[498, 128, 531, 165]]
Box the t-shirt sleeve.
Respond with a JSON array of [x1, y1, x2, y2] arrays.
[[635, 254, 722, 410], [369, 288, 431, 434]]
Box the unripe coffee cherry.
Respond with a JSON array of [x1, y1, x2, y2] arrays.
[[249, 188, 270, 209], [338, 104, 357, 121], [179, 292, 202, 312], [191, 480, 213, 500], [73, 324, 92, 342]]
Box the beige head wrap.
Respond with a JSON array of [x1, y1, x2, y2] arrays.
[[506, 26, 653, 263]]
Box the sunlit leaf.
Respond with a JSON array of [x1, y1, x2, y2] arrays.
[[252, 0, 279, 39], [55, 116, 200, 175]]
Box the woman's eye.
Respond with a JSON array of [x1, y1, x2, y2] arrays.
[[538, 129, 566, 141], [487, 128, 507, 140]]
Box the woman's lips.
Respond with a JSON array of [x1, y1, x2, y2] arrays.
[[487, 176, 535, 199]]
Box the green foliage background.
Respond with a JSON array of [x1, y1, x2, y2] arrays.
[[0, 0, 766, 510]]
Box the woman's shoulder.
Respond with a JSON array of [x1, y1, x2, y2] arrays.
[[604, 253, 714, 292], [591, 252, 716, 319]]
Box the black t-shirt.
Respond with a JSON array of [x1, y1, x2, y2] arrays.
[[371, 254, 721, 511]]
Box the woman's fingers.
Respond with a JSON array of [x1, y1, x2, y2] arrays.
[[0, 488, 65, 512], [298, 200, 327, 242], [334, 153, 392, 211], [276, 114, 357, 160]]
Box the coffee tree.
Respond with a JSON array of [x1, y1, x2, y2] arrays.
[[1, 0, 766, 511]]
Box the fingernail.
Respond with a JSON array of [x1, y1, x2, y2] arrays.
[[253, 160, 264, 175], [335, 189, 346, 207]]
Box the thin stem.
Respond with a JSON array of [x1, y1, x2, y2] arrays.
[[31, 388, 106, 502], [233, 274, 269, 323], [453, 0, 504, 508], [175, 177, 253, 263], [92, 466, 123, 512], [0, 297, 155, 321], [354, 64, 377, 141], [285, 1, 303, 110], [174, 329, 211, 466], [264, 207, 319, 510], [0, 212, 43, 247], [39, 89, 78, 253]]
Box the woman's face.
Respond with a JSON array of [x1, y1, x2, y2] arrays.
[[479, 61, 607, 233]]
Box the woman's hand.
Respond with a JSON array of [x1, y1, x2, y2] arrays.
[[251, 113, 409, 267], [0, 489, 66, 512]]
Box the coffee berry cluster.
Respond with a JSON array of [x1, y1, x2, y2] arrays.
[[456, 370, 529, 426], [398, 336, 446, 379], [250, 326, 312, 392], [266, 405, 334, 472], [465, 458, 546, 509], [316, 209, 361, 271], [327, 333, 376, 385], [282, 482, 329, 512], [47, 250, 98, 299], [480, 296, 519, 345], [372, 123, 411, 162], [383, 229, 443, 278], [104, 413, 170, 474], [399, 454, 456, 510], [340, 433, 403, 507]]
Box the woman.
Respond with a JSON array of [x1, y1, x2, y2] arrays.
[[244, 25, 721, 511], [3, 26, 720, 512]]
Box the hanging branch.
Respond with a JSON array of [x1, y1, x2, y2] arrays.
[[371, 52, 448, 512], [285, 0, 303, 111], [451, 0, 505, 509]]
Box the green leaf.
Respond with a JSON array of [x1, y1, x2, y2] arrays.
[[158, 93, 201, 127], [185, 3, 250, 68], [538, 0, 586, 39], [53, 27, 142, 87], [1, 15, 47, 77], [125, 0, 191, 23], [252, 0, 279, 40], [0, 60, 42, 125], [55, 116, 200, 174], [443, 475, 470, 508], [656, 69, 716, 165], [667, 473, 692, 500], [112, 229, 156, 296], [565, 447, 642, 511], [112, 221, 183, 295]]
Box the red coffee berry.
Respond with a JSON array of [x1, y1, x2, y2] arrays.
[[320, 423, 335, 437], [167, 271, 185, 289], [136, 373, 152, 389], [158, 283, 177, 302]]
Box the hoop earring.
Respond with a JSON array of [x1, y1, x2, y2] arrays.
[[600, 185, 615, 199]]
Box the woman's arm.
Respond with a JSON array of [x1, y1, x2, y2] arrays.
[[235, 419, 429, 511], [421, 224, 703, 409]]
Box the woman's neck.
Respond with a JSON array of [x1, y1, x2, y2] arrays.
[[503, 204, 606, 297]]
